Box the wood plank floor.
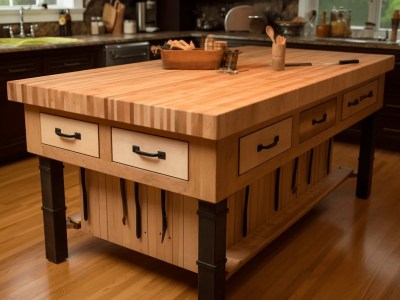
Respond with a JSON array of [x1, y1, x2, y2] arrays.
[[0, 142, 399, 299]]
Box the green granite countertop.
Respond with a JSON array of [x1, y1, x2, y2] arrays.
[[1, 31, 399, 54]]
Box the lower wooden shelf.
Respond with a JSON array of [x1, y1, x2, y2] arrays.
[[225, 167, 353, 278]]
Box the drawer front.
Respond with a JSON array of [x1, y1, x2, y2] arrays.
[[112, 128, 189, 180], [342, 80, 378, 120], [239, 117, 292, 175], [40, 113, 99, 157], [299, 98, 337, 142]]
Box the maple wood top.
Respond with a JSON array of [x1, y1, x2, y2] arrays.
[[7, 46, 394, 140]]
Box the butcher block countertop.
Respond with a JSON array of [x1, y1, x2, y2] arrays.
[[7, 46, 394, 140]]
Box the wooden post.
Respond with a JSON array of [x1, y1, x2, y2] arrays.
[[197, 199, 228, 300], [39, 156, 68, 263], [356, 113, 376, 199]]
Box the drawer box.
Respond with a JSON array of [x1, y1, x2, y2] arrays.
[[112, 128, 189, 180], [40, 113, 99, 157], [299, 98, 336, 142], [342, 80, 378, 120], [239, 118, 292, 175]]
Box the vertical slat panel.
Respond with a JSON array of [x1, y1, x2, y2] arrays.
[[172, 193, 184, 267], [226, 196, 235, 248], [183, 196, 198, 272], [106, 175, 123, 245], [98, 173, 108, 239]]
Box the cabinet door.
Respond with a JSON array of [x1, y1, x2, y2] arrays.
[[0, 58, 43, 164], [44, 50, 96, 74]]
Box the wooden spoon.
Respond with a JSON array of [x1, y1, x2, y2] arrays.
[[266, 26, 275, 44]]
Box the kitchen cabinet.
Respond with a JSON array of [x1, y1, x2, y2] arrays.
[[7, 46, 393, 299], [0, 46, 101, 164], [0, 56, 43, 164]]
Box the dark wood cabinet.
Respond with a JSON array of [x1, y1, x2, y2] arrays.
[[0, 46, 101, 165]]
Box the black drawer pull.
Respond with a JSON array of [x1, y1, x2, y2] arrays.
[[132, 145, 166, 160], [257, 135, 280, 152], [360, 90, 373, 101], [63, 62, 82, 67], [348, 98, 359, 107], [55, 128, 81, 140], [312, 113, 327, 125], [8, 67, 36, 73]]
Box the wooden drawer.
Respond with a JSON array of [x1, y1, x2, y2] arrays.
[[239, 117, 292, 175], [40, 113, 99, 157], [342, 80, 378, 120], [299, 98, 336, 142], [112, 128, 189, 180]]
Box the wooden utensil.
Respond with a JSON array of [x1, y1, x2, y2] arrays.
[[102, 1, 117, 33], [266, 26, 275, 44], [112, 0, 126, 34]]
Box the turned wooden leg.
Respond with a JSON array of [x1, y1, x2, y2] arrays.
[[356, 113, 377, 199], [197, 199, 228, 300], [38, 156, 68, 263]]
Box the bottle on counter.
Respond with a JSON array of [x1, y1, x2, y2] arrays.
[[65, 9, 72, 36], [390, 10, 399, 42], [316, 9, 330, 38], [97, 17, 105, 35], [91, 16, 99, 35], [59, 10, 67, 36]]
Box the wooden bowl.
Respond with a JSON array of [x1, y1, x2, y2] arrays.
[[275, 20, 306, 36], [160, 49, 223, 70]]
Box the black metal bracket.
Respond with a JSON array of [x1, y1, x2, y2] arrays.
[[80, 167, 88, 221], [120, 178, 128, 225], [134, 182, 142, 239], [242, 185, 250, 237], [161, 189, 167, 243]]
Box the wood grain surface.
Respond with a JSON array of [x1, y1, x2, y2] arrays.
[[7, 46, 394, 140]]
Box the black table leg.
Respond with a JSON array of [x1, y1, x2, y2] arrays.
[[38, 156, 68, 263], [356, 113, 377, 199], [197, 199, 228, 300]]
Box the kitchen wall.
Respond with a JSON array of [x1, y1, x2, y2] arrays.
[[196, 0, 298, 30], [1, 0, 298, 37]]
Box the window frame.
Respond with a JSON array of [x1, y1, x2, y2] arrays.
[[0, 0, 83, 23], [298, 0, 382, 29]]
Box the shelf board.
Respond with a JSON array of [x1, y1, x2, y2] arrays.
[[225, 167, 354, 278]]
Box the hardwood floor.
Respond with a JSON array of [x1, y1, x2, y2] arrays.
[[0, 142, 399, 299]]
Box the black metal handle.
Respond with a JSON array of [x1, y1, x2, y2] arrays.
[[161, 189, 167, 243], [134, 182, 142, 239], [360, 90, 373, 101], [120, 178, 128, 225], [111, 51, 148, 60], [80, 168, 88, 221], [242, 185, 250, 237], [312, 113, 327, 125], [338, 59, 359, 64], [132, 145, 166, 160], [257, 135, 280, 152], [348, 98, 360, 107], [55, 128, 81, 140]]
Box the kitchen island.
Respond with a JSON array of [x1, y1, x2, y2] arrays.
[[7, 46, 394, 299]]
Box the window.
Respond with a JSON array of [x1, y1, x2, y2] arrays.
[[0, 0, 76, 8], [299, 0, 400, 29], [0, 0, 83, 23]]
